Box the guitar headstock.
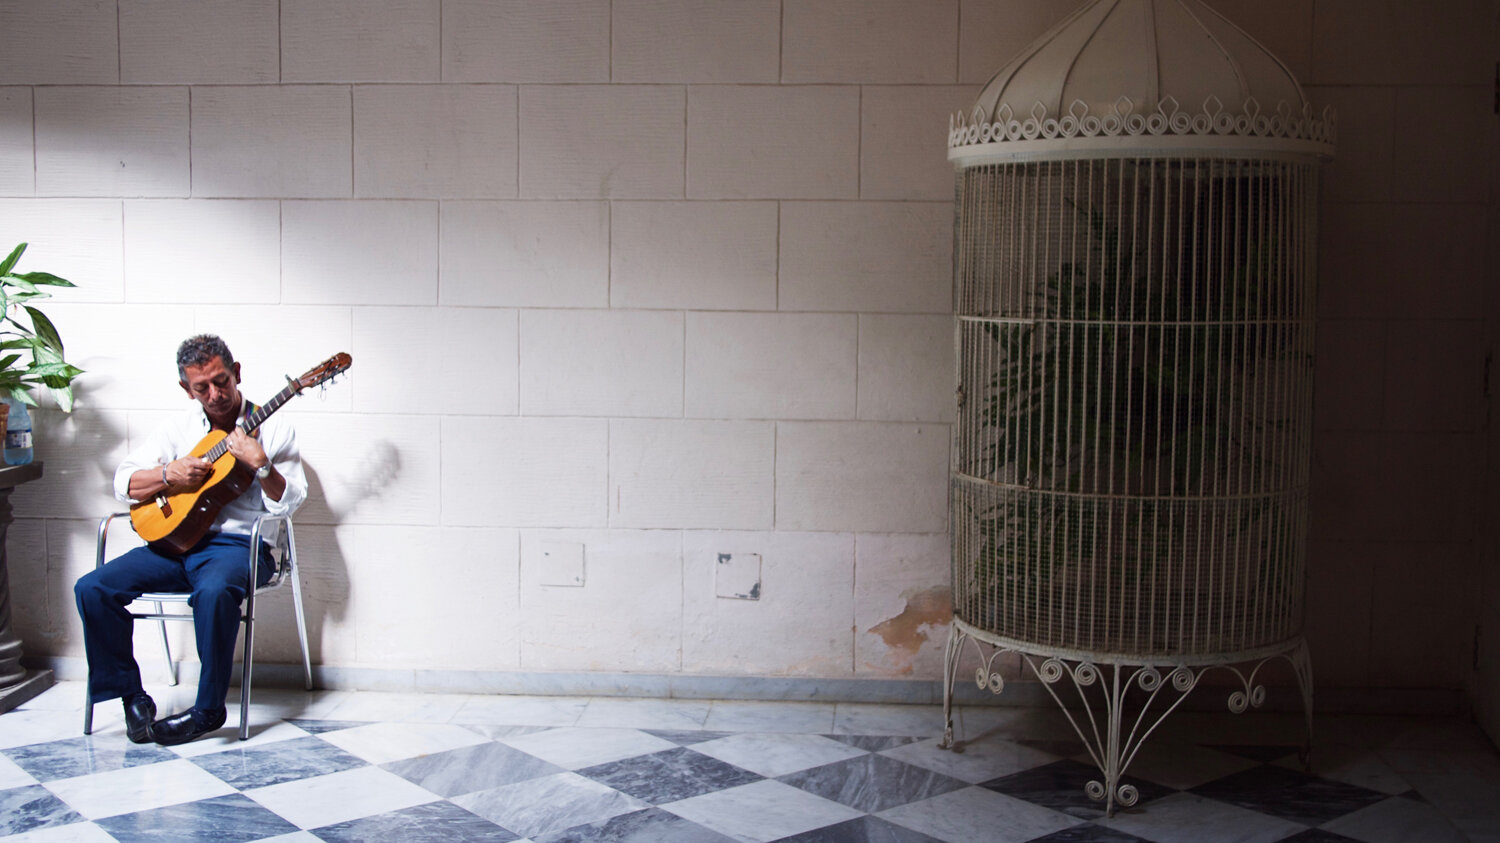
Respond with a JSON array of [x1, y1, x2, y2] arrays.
[[292, 352, 353, 393]]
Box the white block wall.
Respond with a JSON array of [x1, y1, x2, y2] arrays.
[[0, 0, 979, 688], [2, 0, 1493, 706]]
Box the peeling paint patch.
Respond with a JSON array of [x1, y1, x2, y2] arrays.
[[716, 552, 762, 600], [866, 587, 951, 675]]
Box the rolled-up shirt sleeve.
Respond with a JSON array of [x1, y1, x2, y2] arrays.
[[260, 419, 307, 516], [112, 422, 181, 505]]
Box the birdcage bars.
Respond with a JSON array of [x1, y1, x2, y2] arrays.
[[943, 154, 1318, 815]]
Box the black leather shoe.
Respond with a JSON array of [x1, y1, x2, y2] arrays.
[[152, 706, 227, 746], [122, 693, 156, 744]]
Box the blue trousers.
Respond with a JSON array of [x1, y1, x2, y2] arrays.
[[74, 532, 272, 711]]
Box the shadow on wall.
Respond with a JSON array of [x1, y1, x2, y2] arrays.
[[34, 381, 128, 519], [284, 440, 402, 667]]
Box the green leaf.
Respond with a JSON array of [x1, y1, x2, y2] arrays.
[[14, 270, 74, 288], [25, 306, 64, 354], [0, 243, 25, 277], [28, 361, 78, 378], [5, 386, 35, 407], [50, 384, 73, 413], [3, 277, 39, 296]]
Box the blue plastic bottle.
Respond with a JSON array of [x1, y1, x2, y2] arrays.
[[4, 398, 33, 465]]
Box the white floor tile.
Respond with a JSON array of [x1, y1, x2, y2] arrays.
[[165, 720, 316, 759], [0, 710, 86, 750], [316, 721, 490, 765], [451, 694, 588, 728], [499, 726, 678, 770], [691, 732, 868, 778], [43, 758, 236, 821], [451, 771, 647, 838], [240, 687, 347, 722], [0, 752, 38, 789], [663, 779, 865, 843], [245, 765, 439, 829], [1, 821, 117, 841], [880, 734, 1060, 784], [11, 681, 89, 713], [318, 690, 468, 723], [877, 785, 1081, 843]]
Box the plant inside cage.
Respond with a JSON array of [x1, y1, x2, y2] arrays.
[[952, 161, 1312, 654]]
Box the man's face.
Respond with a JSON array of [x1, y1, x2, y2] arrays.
[[180, 356, 242, 423]]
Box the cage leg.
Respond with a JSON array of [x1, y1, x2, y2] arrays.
[[939, 625, 965, 750]]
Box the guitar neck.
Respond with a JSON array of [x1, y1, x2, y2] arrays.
[[202, 383, 299, 463]]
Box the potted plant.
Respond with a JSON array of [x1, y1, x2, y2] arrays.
[[958, 187, 1301, 649], [0, 242, 83, 447]]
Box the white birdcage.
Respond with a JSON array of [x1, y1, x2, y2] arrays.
[[942, 0, 1334, 815]]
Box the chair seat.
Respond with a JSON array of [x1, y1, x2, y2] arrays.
[[137, 592, 193, 603]]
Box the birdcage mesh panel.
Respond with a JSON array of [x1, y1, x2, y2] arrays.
[[951, 157, 1316, 657]]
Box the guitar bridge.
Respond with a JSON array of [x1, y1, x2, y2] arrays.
[[155, 495, 173, 517]]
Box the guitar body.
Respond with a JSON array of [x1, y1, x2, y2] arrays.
[[129, 430, 255, 556]]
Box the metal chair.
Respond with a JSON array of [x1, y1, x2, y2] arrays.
[[82, 511, 313, 740]]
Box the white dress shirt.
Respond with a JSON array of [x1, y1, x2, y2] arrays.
[[113, 398, 307, 537]]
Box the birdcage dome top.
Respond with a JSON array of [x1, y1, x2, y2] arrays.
[[950, 0, 1335, 163]]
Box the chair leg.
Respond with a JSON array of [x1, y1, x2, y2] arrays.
[[82, 683, 93, 735], [291, 563, 313, 690], [154, 602, 178, 686], [239, 590, 256, 741]]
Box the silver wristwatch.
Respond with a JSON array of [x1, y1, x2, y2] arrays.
[[255, 463, 272, 479]]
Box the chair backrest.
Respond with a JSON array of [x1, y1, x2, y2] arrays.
[[248, 514, 297, 594]]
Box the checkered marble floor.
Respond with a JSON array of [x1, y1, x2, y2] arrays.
[[2, 681, 1498, 842]]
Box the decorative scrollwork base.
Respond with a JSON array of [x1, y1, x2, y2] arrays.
[[940, 622, 1313, 817]]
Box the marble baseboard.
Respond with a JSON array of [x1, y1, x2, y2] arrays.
[[26, 657, 1467, 716]]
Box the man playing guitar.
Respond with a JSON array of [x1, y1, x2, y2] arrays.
[[75, 334, 308, 746]]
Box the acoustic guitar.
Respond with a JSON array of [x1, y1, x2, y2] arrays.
[[130, 352, 352, 555]]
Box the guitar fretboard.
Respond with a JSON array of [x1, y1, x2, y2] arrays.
[[201, 382, 299, 464]]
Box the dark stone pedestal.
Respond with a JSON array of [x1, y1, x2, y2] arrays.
[[0, 461, 49, 713]]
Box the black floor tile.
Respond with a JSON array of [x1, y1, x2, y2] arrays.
[[577, 746, 763, 804], [779, 753, 968, 813], [534, 806, 738, 843], [312, 799, 520, 842], [95, 793, 300, 843]]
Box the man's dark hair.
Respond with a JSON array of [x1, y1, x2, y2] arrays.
[[176, 334, 235, 381]]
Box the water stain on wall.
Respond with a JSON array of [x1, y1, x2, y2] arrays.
[[866, 586, 951, 675]]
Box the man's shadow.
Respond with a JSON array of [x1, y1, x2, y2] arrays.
[[249, 440, 402, 692]]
